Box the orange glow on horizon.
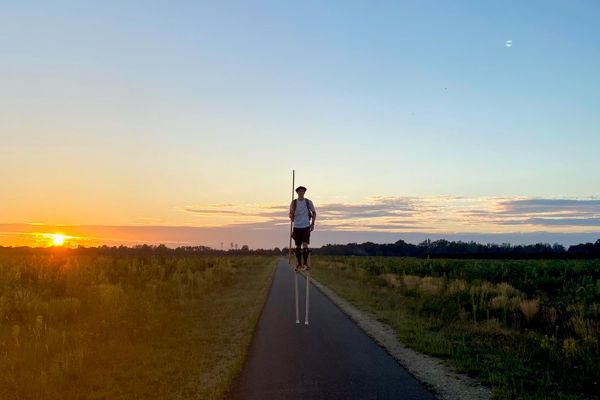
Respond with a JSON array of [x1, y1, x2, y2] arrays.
[[41, 233, 72, 247]]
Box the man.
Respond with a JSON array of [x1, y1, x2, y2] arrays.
[[289, 186, 316, 272]]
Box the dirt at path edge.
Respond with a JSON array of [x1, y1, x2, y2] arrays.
[[307, 275, 492, 400]]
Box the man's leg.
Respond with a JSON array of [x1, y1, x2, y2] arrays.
[[295, 245, 302, 269], [302, 242, 310, 269]]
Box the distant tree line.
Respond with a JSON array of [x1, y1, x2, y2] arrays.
[[313, 239, 600, 259], [3, 238, 600, 259], [0, 244, 283, 256]]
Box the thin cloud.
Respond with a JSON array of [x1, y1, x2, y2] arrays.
[[179, 196, 600, 233], [496, 217, 600, 227], [499, 198, 600, 214], [341, 223, 432, 231], [184, 208, 249, 216]]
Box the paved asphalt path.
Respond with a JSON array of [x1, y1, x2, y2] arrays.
[[227, 258, 437, 400]]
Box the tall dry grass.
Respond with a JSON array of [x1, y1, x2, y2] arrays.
[[519, 298, 540, 322], [0, 249, 275, 400]]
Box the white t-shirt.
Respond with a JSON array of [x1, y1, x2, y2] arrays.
[[290, 198, 314, 229]]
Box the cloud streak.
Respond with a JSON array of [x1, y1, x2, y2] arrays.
[[502, 198, 600, 211], [181, 196, 600, 232], [497, 217, 600, 227]]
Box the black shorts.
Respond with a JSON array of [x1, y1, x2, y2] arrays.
[[292, 227, 311, 246]]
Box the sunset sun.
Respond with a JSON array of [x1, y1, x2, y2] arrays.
[[51, 234, 65, 246]]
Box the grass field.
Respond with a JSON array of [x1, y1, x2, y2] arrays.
[[0, 248, 276, 400], [311, 256, 600, 400]]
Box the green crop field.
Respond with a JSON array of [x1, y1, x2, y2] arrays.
[[311, 256, 600, 400], [0, 248, 276, 400]]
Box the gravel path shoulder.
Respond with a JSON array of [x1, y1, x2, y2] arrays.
[[308, 276, 492, 400]]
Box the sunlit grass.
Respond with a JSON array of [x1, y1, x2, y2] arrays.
[[0, 249, 276, 399], [311, 256, 600, 400]]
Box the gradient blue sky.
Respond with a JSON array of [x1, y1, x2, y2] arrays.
[[1, 1, 599, 247]]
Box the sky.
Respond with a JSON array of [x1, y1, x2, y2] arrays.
[[1, 0, 599, 248]]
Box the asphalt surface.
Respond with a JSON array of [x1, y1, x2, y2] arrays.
[[227, 258, 437, 400]]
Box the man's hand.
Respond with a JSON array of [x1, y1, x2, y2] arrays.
[[310, 223, 315, 232]]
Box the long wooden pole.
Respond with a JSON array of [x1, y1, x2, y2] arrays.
[[289, 170, 299, 324], [295, 272, 300, 324], [305, 270, 310, 325], [288, 169, 295, 265]]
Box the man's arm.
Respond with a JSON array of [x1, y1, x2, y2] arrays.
[[310, 202, 317, 231], [289, 201, 294, 221]]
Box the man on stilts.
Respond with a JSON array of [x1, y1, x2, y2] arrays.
[[289, 186, 316, 272]]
